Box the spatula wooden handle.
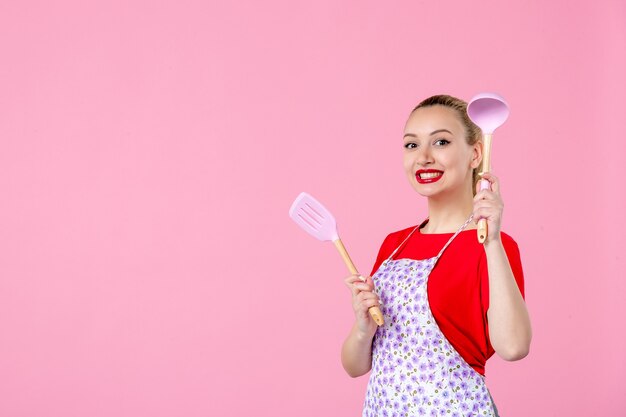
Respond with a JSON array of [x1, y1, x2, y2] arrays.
[[333, 238, 384, 326]]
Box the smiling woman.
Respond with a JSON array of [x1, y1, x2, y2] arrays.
[[340, 95, 532, 417], [404, 97, 483, 199], [402, 104, 482, 212]]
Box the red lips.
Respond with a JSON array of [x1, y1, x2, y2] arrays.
[[416, 169, 443, 184]]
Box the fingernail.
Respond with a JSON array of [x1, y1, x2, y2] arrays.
[[358, 275, 366, 282]]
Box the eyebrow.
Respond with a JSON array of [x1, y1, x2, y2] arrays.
[[403, 129, 453, 139]]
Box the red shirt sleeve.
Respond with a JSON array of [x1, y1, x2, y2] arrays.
[[479, 232, 525, 350]]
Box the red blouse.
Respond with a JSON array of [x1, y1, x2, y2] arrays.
[[369, 221, 525, 376]]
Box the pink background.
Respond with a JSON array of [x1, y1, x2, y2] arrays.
[[1, 1, 624, 416]]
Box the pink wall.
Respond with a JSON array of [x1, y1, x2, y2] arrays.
[[1, 1, 624, 416]]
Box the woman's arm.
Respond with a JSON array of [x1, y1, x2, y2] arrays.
[[483, 238, 532, 360], [341, 321, 375, 377], [341, 274, 380, 377], [473, 172, 532, 361]]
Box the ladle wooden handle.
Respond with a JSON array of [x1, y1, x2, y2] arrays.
[[477, 134, 493, 244], [333, 238, 384, 326], [477, 179, 490, 243]]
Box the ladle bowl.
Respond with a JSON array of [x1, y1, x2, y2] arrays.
[[467, 92, 509, 134], [466, 92, 510, 243]]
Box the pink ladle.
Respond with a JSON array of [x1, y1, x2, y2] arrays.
[[467, 92, 510, 243]]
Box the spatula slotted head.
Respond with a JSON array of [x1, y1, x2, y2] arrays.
[[289, 192, 339, 242]]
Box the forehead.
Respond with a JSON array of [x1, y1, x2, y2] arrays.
[[404, 105, 465, 136]]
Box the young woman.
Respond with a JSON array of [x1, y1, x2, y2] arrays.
[[341, 95, 532, 417]]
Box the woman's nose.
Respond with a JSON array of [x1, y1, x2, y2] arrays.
[[416, 146, 434, 166]]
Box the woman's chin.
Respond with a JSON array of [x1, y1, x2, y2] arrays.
[[410, 183, 441, 198], [413, 189, 438, 199]]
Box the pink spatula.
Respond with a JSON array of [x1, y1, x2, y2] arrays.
[[289, 192, 384, 326], [467, 92, 510, 243]]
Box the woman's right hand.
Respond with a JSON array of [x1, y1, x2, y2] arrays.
[[344, 274, 382, 339]]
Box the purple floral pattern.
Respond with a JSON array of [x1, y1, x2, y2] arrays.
[[362, 253, 497, 417]]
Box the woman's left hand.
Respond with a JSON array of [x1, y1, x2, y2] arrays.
[[473, 172, 504, 243]]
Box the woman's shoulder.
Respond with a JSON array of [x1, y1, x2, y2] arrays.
[[389, 224, 419, 237], [370, 225, 420, 275], [385, 224, 419, 242], [374, 225, 419, 253]]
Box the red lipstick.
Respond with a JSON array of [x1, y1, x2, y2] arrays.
[[416, 169, 443, 184]]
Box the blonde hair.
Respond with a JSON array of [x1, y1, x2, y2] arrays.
[[411, 94, 483, 196]]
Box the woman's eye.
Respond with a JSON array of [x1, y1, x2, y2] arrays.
[[434, 139, 450, 146], [404, 143, 417, 149]]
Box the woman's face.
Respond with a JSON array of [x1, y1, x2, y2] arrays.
[[403, 105, 481, 200]]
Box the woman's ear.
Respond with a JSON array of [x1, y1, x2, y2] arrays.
[[470, 140, 483, 169]]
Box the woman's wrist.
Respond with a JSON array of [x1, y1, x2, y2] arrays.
[[483, 233, 503, 252], [354, 325, 375, 343]]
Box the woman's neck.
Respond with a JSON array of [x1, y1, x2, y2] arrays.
[[421, 190, 476, 234]]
